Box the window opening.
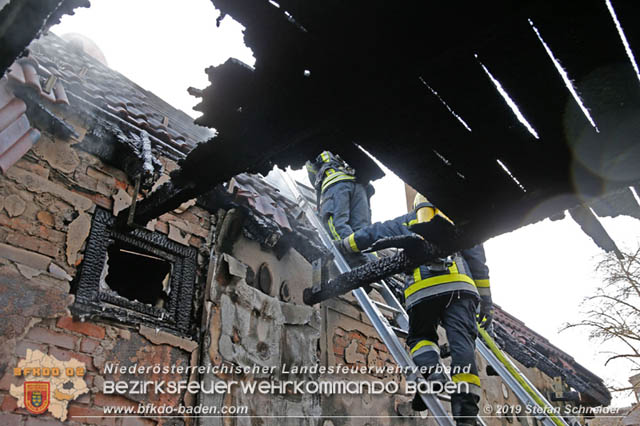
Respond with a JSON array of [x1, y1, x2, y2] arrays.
[[102, 240, 172, 308]]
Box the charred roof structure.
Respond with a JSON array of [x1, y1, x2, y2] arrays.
[[4, 1, 636, 254], [493, 307, 611, 406], [126, 0, 640, 254]]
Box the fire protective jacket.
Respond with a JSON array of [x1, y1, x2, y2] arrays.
[[306, 151, 372, 241], [343, 210, 491, 310]]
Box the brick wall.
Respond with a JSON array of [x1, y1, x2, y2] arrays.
[[0, 122, 210, 425]]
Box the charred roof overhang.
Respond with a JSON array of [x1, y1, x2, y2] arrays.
[[0, 0, 89, 75], [129, 0, 640, 250]]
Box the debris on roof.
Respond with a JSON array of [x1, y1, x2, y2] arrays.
[[28, 34, 213, 153], [198, 173, 327, 263], [494, 306, 612, 407], [2, 32, 218, 190], [6, 57, 69, 105], [229, 174, 293, 232]]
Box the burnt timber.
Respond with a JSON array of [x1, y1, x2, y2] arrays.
[[128, 0, 640, 251]]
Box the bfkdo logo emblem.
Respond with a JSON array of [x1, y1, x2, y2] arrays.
[[24, 382, 50, 415]]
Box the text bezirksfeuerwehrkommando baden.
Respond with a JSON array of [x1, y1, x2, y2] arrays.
[[104, 379, 469, 396], [103, 362, 472, 396]]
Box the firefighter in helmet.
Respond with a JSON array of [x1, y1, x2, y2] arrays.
[[336, 193, 493, 426], [305, 150, 373, 242]]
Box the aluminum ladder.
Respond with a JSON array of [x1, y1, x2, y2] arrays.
[[280, 169, 576, 426], [372, 276, 573, 426], [280, 169, 469, 426]]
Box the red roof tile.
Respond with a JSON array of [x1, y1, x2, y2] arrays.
[[0, 98, 27, 131], [6, 57, 71, 105], [0, 58, 64, 173], [228, 174, 294, 232], [6, 62, 26, 84], [0, 128, 40, 174], [52, 81, 69, 104], [0, 49, 72, 172], [0, 114, 30, 153], [493, 304, 610, 405], [21, 61, 42, 92], [25, 34, 213, 154]]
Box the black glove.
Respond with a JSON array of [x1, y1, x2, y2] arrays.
[[478, 295, 493, 329], [364, 234, 425, 253]]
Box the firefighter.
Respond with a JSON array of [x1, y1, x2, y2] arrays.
[[305, 150, 373, 241], [336, 194, 492, 426]]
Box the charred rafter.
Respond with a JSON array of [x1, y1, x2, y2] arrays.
[[303, 235, 445, 305]]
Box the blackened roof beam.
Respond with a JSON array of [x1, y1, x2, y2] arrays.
[[569, 204, 623, 259]]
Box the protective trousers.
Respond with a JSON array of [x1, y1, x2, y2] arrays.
[[320, 181, 371, 240], [408, 293, 481, 425]]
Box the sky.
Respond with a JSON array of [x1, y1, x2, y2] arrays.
[[52, 0, 640, 407], [52, 0, 255, 119]]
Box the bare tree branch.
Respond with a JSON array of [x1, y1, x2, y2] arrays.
[[563, 246, 640, 404]]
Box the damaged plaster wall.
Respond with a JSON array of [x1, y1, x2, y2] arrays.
[[201, 231, 323, 425], [203, 228, 421, 424], [197, 189, 585, 426], [230, 235, 313, 304]]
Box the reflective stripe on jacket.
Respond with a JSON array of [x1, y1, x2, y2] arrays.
[[463, 244, 490, 297], [307, 151, 356, 194], [320, 170, 355, 193], [404, 253, 477, 310]]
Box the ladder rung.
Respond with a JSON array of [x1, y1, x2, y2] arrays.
[[391, 325, 408, 337], [373, 300, 401, 314], [437, 393, 451, 402], [414, 391, 450, 402]]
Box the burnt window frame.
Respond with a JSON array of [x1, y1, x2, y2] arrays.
[[72, 207, 197, 336]]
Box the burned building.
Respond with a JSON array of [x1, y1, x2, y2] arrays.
[[0, 32, 612, 426], [0, 0, 636, 425]]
